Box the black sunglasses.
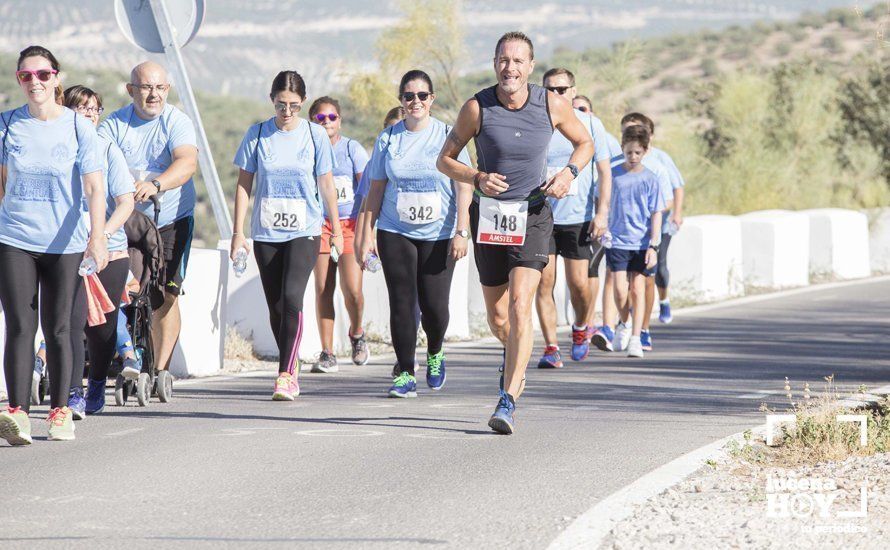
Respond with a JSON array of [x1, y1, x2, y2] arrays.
[[546, 86, 570, 95], [400, 91, 432, 102], [576, 106, 590, 113]]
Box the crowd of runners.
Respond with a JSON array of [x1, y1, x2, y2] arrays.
[[0, 30, 685, 444]]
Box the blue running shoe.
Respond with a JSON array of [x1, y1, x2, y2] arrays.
[[571, 326, 590, 361], [85, 378, 106, 415], [426, 351, 446, 390], [659, 301, 673, 324], [388, 372, 417, 398], [488, 391, 516, 435], [640, 330, 653, 352], [591, 325, 615, 352], [537, 345, 563, 369], [68, 387, 86, 421]]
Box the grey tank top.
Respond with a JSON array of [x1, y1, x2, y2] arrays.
[[473, 84, 553, 201]]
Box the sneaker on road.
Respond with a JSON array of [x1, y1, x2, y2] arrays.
[[272, 373, 300, 401], [392, 361, 419, 378], [626, 336, 644, 358], [659, 300, 673, 324], [388, 372, 417, 398], [570, 326, 590, 361], [426, 351, 446, 391], [311, 351, 339, 373], [488, 391, 516, 435], [30, 356, 46, 405], [537, 345, 563, 369], [350, 332, 370, 365], [47, 407, 75, 441], [614, 321, 630, 352], [640, 330, 653, 352], [591, 326, 614, 352], [68, 388, 86, 421], [0, 406, 32, 446], [120, 357, 141, 380], [85, 379, 106, 415]]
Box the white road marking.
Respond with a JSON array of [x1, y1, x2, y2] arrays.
[[735, 390, 786, 399], [103, 428, 145, 438]]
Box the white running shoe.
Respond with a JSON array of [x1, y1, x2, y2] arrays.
[[626, 336, 644, 358], [613, 322, 630, 352]]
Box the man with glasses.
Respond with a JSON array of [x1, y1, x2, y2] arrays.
[[437, 32, 595, 434], [533, 68, 612, 367], [100, 61, 198, 391]]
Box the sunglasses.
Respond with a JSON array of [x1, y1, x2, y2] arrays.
[[546, 86, 570, 95], [16, 69, 58, 83], [576, 106, 590, 113], [314, 113, 339, 122], [274, 102, 302, 113], [400, 92, 432, 102]]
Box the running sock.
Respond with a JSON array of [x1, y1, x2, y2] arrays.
[[659, 299, 670, 305], [572, 323, 587, 331]]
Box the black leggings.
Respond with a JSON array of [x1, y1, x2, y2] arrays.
[[0, 243, 82, 412], [377, 230, 455, 376], [655, 232, 672, 289], [254, 237, 320, 375], [70, 258, 130, 389]]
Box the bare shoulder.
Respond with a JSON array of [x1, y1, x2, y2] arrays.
[[546, 90, 573, 125]]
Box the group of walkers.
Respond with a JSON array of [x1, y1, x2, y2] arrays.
[[0, 30, 685, 444]]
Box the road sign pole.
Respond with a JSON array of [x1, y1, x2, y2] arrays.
[[148, 0, 232, 239]]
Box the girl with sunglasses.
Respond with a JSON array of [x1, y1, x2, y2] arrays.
[[356, 70, 472, 398], [307, 97, 371, 373], [231, 70, 340, 401], [0, 46, 108, 445], [63, 85, 136, 417]]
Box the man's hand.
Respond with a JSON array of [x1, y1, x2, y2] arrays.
[[645, 247, 658, 269], [477, 172, 509, 196], [541, 168, 572, 199], [671, 212, 683, 229], [589, 211, 608, 239], [134, 180, 159, 203]]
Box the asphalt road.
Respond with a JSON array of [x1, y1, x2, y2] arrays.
[[2, 278, 888, 549]]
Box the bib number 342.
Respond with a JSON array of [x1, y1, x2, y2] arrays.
[[477, 197, 528, 246], [397, 192, 441, 224]]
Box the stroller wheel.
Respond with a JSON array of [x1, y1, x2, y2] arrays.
[[136, 373, 151, 407], [156, 370, 173, 403], [114, 375, 127, 406]]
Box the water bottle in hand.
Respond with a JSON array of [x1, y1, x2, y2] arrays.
[[364, 253, 381, 273], [233, 247, 248, 278], [78, 257, 98, 277], [599, 232, 613, 249], [667, 221, 680, 236]]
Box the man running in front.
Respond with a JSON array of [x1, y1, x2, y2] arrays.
[[437, 31, 596, 434]]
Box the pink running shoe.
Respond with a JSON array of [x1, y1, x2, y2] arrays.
[[272, 373, 300, 401]]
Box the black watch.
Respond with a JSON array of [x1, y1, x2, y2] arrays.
[[151, 179, 162, 192], [566, 164, 580, 178], [649, 244, 660, 252]]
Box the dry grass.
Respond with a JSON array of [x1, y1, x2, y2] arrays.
[[224, 326, 258, 361]]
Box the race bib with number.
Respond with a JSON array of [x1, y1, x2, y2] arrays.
[[477, 196, 528, 246], [333, 175, 355, 205], [546, 166, 578, 196], [260, 197, 307, 231], [396, 192, 441, 225]]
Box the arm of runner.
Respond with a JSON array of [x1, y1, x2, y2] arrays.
[[134, 144, 197, 202], [647, 210, 663, 269], [83, 169, 109, 271], [0, 165, 6, 203], [451, 179, 473, 261], [545, 92, 593, 199], [318, 171, 344, 255], [591, 158, 612, 239], [672, 186, 684, 227], [437, 99, 508, 196], [231, 168, 254, 260], [356, 179, 386, 269]]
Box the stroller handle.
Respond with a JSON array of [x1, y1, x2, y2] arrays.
[[148, 195, 161, 225]]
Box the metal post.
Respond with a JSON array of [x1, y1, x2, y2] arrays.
[[148, 0, 232, 239]]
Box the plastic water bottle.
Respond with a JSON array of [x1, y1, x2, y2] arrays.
[[330, 243, 340, 264], [233, 248, 248, 278], [364, 253, 382, 273], [666, 221, 680, 236], [78, 257, 98, 276], [599, 232, 613, 249]]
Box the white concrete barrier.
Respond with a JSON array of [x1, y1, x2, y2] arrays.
[[667, 215, 744, 302], [803, 208, 871, 280], [739, 210, 810, 289], [865, 208, 890, 274], [168, 248, 227, 378], [0, 311, 5, 400]]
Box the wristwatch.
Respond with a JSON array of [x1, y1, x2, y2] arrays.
[[649, 243, 660, 252], [566, 164, 580, 178], [102, 230, 112, 240], [151, 179, 162, 192], [455, 229, 469, 239]]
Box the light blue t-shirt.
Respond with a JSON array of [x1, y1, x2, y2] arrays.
[[99, 103, 197, 228], [0, 106, 103, 254], [367, 118, 470, 241], [233, 117, 334, 243], [641, 147, 681, 233], [324, 136, 370, 221], [608, 164, 665, 250], [606, 132, 624, 166], [74, 136, 136, 252], [547, 110, 610, 225]]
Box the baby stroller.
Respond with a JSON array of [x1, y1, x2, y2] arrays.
[[113, 195, 171, 406]]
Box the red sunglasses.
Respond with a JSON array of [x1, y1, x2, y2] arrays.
[[314, 113, 339, 123], [16, 69, 58, 83]]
